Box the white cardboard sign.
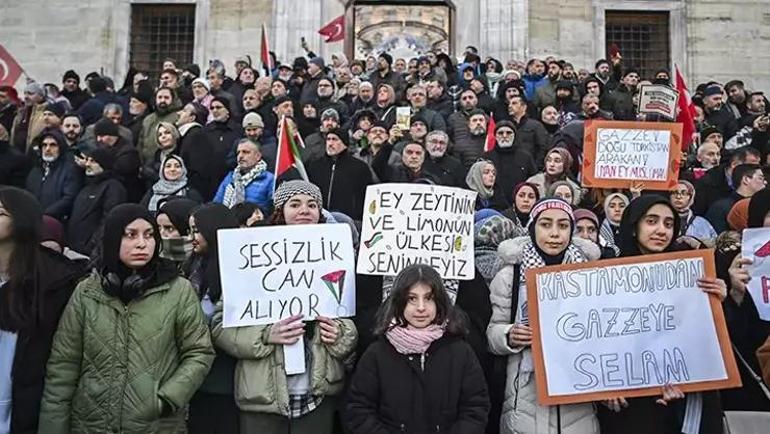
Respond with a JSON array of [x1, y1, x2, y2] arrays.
[[356, 183, 477, 280], [638, 84, 679, 120], [218, 224, 356, 328], [741, 228, 770, 321]]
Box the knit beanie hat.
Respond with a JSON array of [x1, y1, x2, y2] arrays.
[[211, 96, 231, 113], [62, 70, 80, 84], [44, 101, 67, 118], [191, 77, 210, 91], [321, 108, 340, 122], [87, 147, 116, 171], [530, 198, 575, 224], [94, 118, 119, 137], [274, 180, 323, 210], [309, 57, 326, 69], [379, 52, 393, 66], [573, 208, 599, 228], [132, 81, 154, 106], [326, 128, 350, 147], [242, 112, 264, 129]]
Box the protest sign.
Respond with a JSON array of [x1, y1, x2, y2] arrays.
[[217, 224, 356, 328], [357, 183, 477, 280], [741, 228, 770, 320], [525, 249, 740, 405], [638, 84, 679, 120], [582, 120, 683, 190]]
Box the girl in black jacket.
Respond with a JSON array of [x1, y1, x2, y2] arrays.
[[346, 264, 490, 434]]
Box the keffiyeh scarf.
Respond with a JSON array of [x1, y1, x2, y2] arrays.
[[223, 160, 267, 208]]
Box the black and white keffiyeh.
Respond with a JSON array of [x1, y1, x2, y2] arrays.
[[222, 160, 268, 208]]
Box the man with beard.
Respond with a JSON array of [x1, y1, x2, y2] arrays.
[[176, 102, 215, 199], [703, 85, 738, 140], [507, 95, 549, 166], [448, 88, 479, 146], [304, 108, 339, 163], [403, 84, 446, 132], [125, 81, 153, 147], [83, 104, 134, 150], [725, 80, 748, 120], [61, 113, 84, 151], [60, 70, 90, 110], [607, 68, 640, 120], [554, 81, 579, 117], [453, 109, 488, 167], [315, 77, 349, 124], [160, 68, 193, 105], [204, 96, 243, 190], [577, 94, 612, 121], [214, 138, 274, 210], [372, 140, 439, 184], [533, 61, 563, 110], [422, 130, 466, 187], [25, 130, 82, 221], [11, 82, 48, 153], [299, 57, 327, 104], [349, 81, 375, 114], [139, 87, 181, 162], [0, 85, 18, 134], [354, 120, 401, 176], [369, 53, 406, 100], [590, 58, 620, 92], [483, 121, 537, 206], [426, 79, 453, 120], [94, 118, 143, 201]]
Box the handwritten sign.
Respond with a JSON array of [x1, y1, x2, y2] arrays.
[[741, 228, 770, 320], [639, 85, 679, 120], [582, 121, 682, 190], [218, 224, 356, 328], [357, 183, 477, 280], [526, 250, 740, 405]]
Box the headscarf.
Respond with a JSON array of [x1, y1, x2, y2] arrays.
[[190, 203, 239, 302], [546, 180, 577, 206], [149, 155, 189, 212], [674, 180, 696, 235], [527, 198, 575, 265], [505, 182, 540, 227], [748, 188, 770, 228], [466, 160, 495, 199], [600, 192, 628, 246], [544, 147, 574, 179], [157, 198, 198, 236], [727, 198, 750, 231], [618, 195, 681, 257]]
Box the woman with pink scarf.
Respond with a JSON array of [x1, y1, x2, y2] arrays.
[[346, 264, 490, 433]]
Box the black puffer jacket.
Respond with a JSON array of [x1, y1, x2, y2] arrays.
[[346, 334, 490, 434], [67, 174, 127, 255], [25, 156, 82, 221], [306, 150, 373, 221], [484, 145, 537, 207], [9, 247, 85, 434]]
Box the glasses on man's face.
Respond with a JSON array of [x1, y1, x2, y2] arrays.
[[496, 131, 514, 136], [428, 139, 447, 145], [318, 84, 332, 88], [671, 190, 691, 198]]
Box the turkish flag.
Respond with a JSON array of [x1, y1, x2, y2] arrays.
[[0, 44, 23, 86], [675, 64, 697, 153], [318, 15, 345, 43]]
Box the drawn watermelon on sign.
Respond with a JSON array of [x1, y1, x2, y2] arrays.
[[755, 240, 770, 258], [321, 270, 346, 304]]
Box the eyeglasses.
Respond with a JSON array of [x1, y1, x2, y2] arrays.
[[496, 131, 514, 136], [428, 140, 447, 145], [671, 191, 691, 197], [318, 84, 332, 88]]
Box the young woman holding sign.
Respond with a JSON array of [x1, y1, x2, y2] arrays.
[[346, 263, 490, 433], [39, 204, 214, 433], [487, 197, 602, 434], [211, 180, 357, 434], [598, 195, 727, 434]]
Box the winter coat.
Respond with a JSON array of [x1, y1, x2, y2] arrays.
[[474, 184, 509, 211], [61, 88, 90, 111], [0, 141, 30, 188], [38, 273, 215, 434], [67, 175, 127, 255], [306, 150, 373, 221], [484, 146, 538, 207], [369, 69, 407, 100], [25, 157, 83, 221], [211, 309, 357, 416], [705, 105, 739, 140], [411, 107, 448, 133], [10, 102, 46, 153], [606, 85, 636, 121], [109, 138, 144, 202], [452, 134, 487, 168], [81, 123, 134, 150], [692, 164, 731, 216], [178, 123, 216, 200], [7, 248, 84, 434], [487, 236, 601, 434], [447, 110, 472, 146], [213, 168, 275, 211], [705, 191, 744, 234], [346, 335, 490, 434], [533, 79, 557, 110], [203, 119, 244, 187], [76, 91, 120, 126], [513, 116, 550, 168], [423, 154, 467, 188], [426, 93, 454, 121], [139, 106, 181, 163], [0, 101, 17, 134]]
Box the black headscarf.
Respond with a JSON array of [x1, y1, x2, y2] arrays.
[[527, 198, 575, 266], [748, 188, 770, 228], [190, 203, 239, 302], [100, 204, 177, 302], [157, 198, 198, 236], [618, 195, 681, 257]]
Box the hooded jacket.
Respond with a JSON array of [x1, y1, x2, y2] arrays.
[[67, 172, 127, 256], [25, 133, 83, 220], [484, 145, 538, 207], [487, 236, 601, 434], [306, 149, 373, 221], [139, 94, 182, 162], [178, 122, 216, 200]]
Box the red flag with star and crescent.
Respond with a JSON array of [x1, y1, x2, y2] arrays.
[[318, 15, 345, 43], [675, 64, 697, 153], [274, 115, 308, 189], [0, 44, 23, 86]]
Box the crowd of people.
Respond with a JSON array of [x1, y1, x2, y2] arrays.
[[1, 41, 770, 434]]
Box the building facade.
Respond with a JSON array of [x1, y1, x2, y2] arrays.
[[1, 0, 769, 90]]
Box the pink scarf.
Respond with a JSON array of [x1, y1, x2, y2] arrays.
[[385, 323, 445, 354]]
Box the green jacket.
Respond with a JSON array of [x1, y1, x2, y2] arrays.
[[39, 274, 215, 434], [211, 307, 357, 416]]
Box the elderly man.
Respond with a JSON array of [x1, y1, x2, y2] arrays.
[[11, 82, 48, 153], [452, 109, 488, 167], [214, 138, 274, 210], [83, 103, 134, 148], [205, 96, 244, 185], [423, 130, 466, 187], [373, 140, 440, 184], [25, 130, 82, 220]]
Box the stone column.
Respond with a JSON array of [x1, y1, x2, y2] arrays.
[[272, 0, 324, 64], [478, 0, 529, 62]]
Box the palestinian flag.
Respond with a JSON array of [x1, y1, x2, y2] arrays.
[[275, 115, 308, 188]]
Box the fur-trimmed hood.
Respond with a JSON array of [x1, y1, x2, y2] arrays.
[[497, 235, 601, 265]]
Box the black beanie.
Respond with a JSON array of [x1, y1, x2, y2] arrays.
[[44, 101, 67, 118], [748, 188, 770, 228], [63, 70, 80, 84], [131, 81, 154, 106], [94, 118, 119, 137], [211, 96, 231, 113], [379, 52, 393, 66], [327, 128, 350, 147], [88, 147, 116, 171]]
